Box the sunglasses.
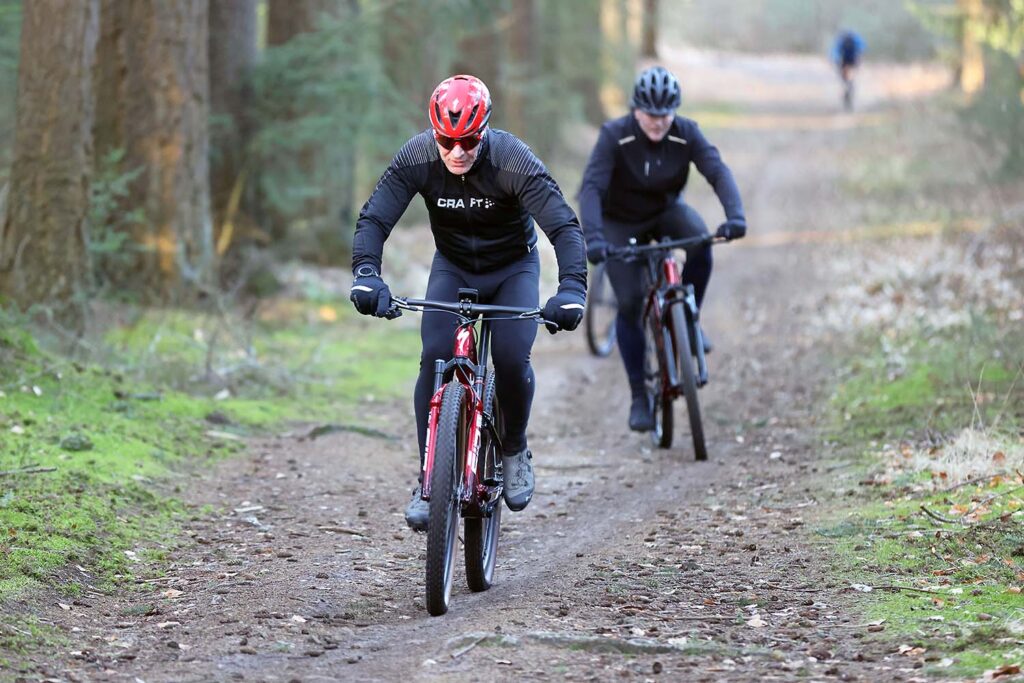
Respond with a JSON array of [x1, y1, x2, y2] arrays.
[[434, 129, 484, 152]]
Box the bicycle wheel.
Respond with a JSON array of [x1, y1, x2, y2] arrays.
[[644, 310, 673, 449], [585, 262, 617, 357], [465, 371, 501, 592], [425, 382, 467, 616], [668, 303, 707, 461]]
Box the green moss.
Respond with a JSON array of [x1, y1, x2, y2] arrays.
[[823, 316, 1024, 679], [831, 322, 1022, 442], [0, 297, 421, 606], [101, 301, 418, 410]]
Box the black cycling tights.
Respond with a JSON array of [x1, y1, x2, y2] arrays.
[[604, 202, 712, 396], [415, 251, 540, 465]]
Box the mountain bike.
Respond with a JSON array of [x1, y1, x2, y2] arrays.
[[390, 290, 550, 616], [607, 235, 722, 459], [840, 64, 856, 111], [584, 262, 617, 357]]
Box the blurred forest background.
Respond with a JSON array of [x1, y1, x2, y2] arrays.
[[0, 0, 1021, 328]]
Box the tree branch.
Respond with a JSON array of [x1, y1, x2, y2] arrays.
[[920, 504, 960, 524], [0, 466, 57, 477]]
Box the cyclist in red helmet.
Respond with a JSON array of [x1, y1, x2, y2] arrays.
[[351, 75, 588, 531], [579, 66, 747, 433]]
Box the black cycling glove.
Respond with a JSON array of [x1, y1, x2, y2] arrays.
[[586, 237, 609, 265], [715, 218, 747, 241], [542, 289, 586, 335], [349, 266, 394, 318]]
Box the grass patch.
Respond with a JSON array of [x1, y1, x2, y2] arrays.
[[0, 295, 420, 605], [831, 319, 1022, 442], [0, 613, 63, 680], [823, 317, 1024, 678]]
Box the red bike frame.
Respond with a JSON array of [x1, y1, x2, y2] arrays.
[[421, 321, 490, 516], [402, 295, 544, 518], [644, 254, 685, 393]]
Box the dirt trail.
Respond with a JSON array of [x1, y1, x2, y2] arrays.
[[28, 49, 951, 682]]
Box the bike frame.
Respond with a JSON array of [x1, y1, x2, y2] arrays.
[[394, 295, 544, 519], [422, 317, 498, 517], [623, 237, 712, 392]]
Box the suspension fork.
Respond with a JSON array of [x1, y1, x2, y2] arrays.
[[682, 284, 709, 386], [462, 320, 490, 505], [422, 318, 478, 499], [421, 319, 489, 502], [421, 373, 445, 499]]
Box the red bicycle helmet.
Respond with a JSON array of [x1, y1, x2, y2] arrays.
[[428, 75, 492, 139]]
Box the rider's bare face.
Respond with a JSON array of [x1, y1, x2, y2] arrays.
[[634, 109, 674, 142], [436, 131, 483, 175]]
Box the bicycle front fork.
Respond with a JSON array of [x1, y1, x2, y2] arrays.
[[682, 285, 709, 387]]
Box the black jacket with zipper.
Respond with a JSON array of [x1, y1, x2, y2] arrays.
[[352, 128, 587, 296], [578, 114, 745, 245]]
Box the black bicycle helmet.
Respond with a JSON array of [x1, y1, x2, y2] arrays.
[[630, 66, 681, 115]]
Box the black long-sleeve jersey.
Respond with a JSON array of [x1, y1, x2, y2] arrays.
[[352, 128, 587, 295], [578, 114, 745, 245]]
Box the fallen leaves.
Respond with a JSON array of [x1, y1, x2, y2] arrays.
[[982, 664, 1022, 680]]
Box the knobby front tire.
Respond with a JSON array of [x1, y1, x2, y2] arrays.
[[669, 303, 707, 461], [645, 310, 674, 449], [585, 262, 617, 358], [425, 383, 466, 616], [464, 371, 502, 592]]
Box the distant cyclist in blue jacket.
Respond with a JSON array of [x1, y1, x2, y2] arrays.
[[832, 30, 866, 109], [579, 66, 747, 433]]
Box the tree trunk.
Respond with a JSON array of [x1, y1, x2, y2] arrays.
[[505, 0, 536, 136], [600, 0, 631, 119], [957, 0, 986, 96], [380, 1, 442, 124], [0, 0, 99, 327], [209, 0, 258, 254], [577, 3, 606, 126], [452, 3, 504, 121], [641, 0, 658, 58], [267, 0, 328, 46], [118, 0, 214, 300], [264, 0, 355, 246], [94, 0, 126, 164], [263, 0, 322, 243]]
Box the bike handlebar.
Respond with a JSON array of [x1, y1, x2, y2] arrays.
[[606, 234, 723, 260], [391, 296, 546, 320]]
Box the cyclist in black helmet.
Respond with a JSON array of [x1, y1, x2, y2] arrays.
[[579, 65, 747, 432]]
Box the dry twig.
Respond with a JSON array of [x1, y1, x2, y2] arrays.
[[920, 505, 959, 524], [316, 525, 365, 537], [0, 466, 57, 477]]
